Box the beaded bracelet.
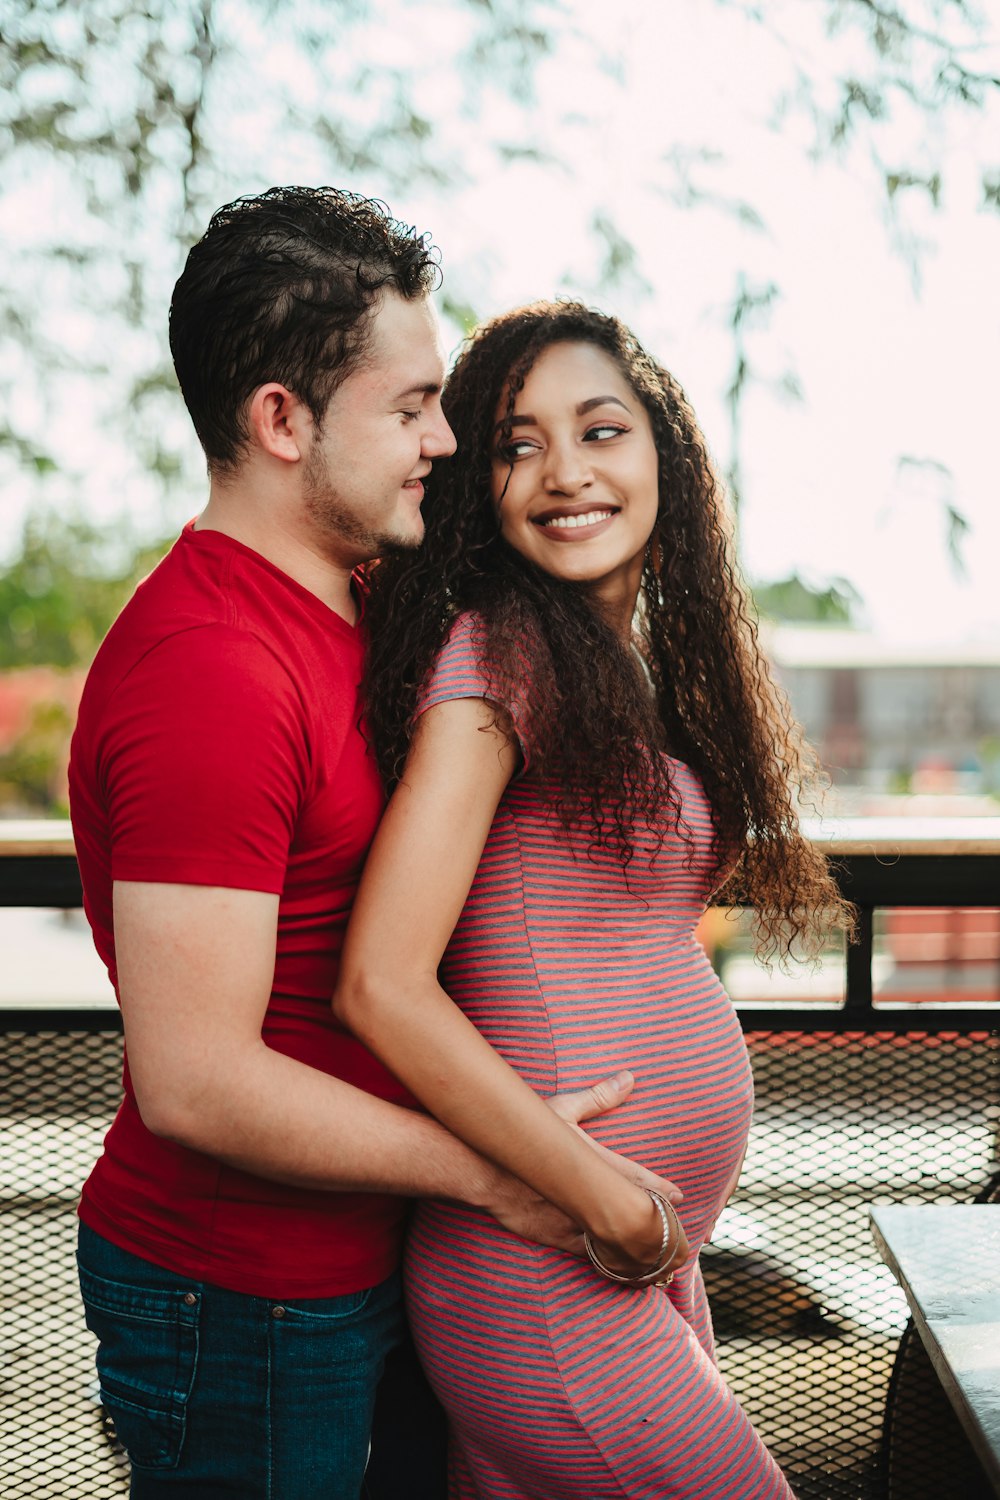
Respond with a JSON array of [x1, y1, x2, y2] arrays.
[[584, 1189, 679, 1288]]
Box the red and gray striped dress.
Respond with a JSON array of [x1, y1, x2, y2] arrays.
[[407, 615, 794, 1499]]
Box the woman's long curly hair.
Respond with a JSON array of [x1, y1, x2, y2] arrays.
[[363, 300, 851, 959]]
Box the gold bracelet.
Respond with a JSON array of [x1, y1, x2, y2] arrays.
[[583, 1189, 679, 1288]]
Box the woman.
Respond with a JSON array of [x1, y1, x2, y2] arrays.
[[335, 302, 848, 1498]]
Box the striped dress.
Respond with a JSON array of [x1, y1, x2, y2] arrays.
[[407, 615, 794, 1500]]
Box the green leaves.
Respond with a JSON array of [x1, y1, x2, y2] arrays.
[[753, 572, 862, 625], [0, 511, 174, 670]]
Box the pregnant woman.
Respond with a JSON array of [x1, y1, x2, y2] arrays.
[[335, 301, 847, 1497]]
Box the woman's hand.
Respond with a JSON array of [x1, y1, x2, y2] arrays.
[[587, 1189, 690, 1283], [482, 1071, 689, 1272], [547, 1082, 684, 1207], [546, 1078, 691, 1280]]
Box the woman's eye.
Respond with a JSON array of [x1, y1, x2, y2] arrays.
[[496, 439, 537, 462], [584, 423, 628, 442], [401, 409, 421, 423]]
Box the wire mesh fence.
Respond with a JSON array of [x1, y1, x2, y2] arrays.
[[2, 1023, 998, 1498], [715, 1027, 1000, 1499], [2, 1028, 128, 1499]]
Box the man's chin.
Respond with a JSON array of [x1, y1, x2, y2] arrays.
[[376, 527, 425, 558]]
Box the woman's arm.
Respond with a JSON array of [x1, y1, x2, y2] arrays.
[[334, 696, 686, 1278]]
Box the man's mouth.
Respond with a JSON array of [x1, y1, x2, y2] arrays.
[[403, 467, 431, 494]]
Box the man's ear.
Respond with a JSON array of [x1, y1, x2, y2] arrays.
[[248, 383, 312, 464]]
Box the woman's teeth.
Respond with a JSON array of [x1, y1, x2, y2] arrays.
[[540, 510, 614, 530]]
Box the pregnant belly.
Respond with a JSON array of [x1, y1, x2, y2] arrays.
[[451, 938, 755, 1247]]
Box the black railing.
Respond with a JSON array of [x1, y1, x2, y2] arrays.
[[2, 819, 999, 1500]]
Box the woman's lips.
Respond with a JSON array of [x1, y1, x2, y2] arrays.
[[533, 507, 618, 537]]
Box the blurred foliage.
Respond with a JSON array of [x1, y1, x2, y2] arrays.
[[0, 699, 75, 813], [0, 512, 174, 810], [897, 454, 971, 574], [980, 735, 1000, 796], [0, 512, 173, 669], [0, 0, 564, 522], [0, 0, 994, 646], [753, 571, 862, 625]]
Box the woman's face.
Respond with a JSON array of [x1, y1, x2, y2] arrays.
[[490, 340, 660, 624]]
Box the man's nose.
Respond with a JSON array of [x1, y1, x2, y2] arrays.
[[423, 411, 457, 458]]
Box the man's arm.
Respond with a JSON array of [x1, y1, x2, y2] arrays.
[[112, 878, 631, 1252]]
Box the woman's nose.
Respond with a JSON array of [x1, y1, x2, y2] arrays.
[[543, 442, 592, 495]]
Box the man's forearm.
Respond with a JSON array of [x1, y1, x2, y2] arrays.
[[140, 1034, 502, 1205]]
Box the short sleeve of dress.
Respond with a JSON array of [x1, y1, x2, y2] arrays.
[[416, 611, 532, 774]]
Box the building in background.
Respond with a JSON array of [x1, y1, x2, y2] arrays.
[[768, 627, 1000, 805]]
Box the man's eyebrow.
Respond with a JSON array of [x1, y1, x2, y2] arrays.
[[394, 381, 442, 400], [495, 394, 631, 433]]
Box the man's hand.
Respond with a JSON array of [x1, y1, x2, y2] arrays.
[[482, 1174, 586, 1254], [480, 1071, 690, 1274], [546, 1070, 685, 1209]]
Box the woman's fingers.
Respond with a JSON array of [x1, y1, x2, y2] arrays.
[[545, 1073, 683, 1202], [567, 1122, 684, 1205]]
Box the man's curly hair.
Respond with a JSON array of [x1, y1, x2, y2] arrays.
[[363, 300, 851, 960]]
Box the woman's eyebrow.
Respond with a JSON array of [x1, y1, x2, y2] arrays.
[[495, 394, 631, 434], [576, 395, 630, 415]]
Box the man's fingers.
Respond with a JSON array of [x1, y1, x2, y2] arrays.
[[546, 1074, 685, 1207], [625, 1162, 685, 1207], [546, 1069, 634, 1124], [488, 1186, 588, 1255]]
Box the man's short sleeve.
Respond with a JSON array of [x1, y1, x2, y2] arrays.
[[100, 626, 308, 892]]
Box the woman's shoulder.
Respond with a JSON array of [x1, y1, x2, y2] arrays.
[[426, 609, 488, 689], [439, 608, 484, 655], [420, 610, 533, 773], [418, 610, 504, 719]]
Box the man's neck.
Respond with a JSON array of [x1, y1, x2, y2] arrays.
[[196, 483, 359, 625]]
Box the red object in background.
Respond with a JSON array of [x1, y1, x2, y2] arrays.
[[878, 907, 1000, 1005], [884, 907, 1000, 965], [0, 669, 85, 751], [0, 668, 87, 808]]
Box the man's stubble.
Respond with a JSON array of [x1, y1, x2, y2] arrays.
[[302, 445, 423, 566]]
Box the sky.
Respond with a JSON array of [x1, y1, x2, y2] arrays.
[[4, 0, 999, 645]]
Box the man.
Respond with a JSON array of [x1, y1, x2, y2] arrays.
[[69, 187, 660, 1499]]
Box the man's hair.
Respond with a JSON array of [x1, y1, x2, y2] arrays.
[[169, 186, 441, 470]]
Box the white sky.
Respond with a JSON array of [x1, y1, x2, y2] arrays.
[[4, 0, 999, 644]]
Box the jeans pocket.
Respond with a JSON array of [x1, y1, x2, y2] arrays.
[[275, 1286, 374, 1325], [78, 1262, 201, 1471]]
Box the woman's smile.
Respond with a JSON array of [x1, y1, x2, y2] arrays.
[[533, 504, 619, 535]]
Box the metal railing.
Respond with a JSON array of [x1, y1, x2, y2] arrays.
[[2, 819, 998, 1500]]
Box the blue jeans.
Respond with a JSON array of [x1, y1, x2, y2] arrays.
[[77, 1222, 411, 1499]]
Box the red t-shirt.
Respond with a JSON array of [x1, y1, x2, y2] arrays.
[[69, 522, 415, 1297]]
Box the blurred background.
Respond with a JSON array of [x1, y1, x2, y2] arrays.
[[2, 0, 999, 820]]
